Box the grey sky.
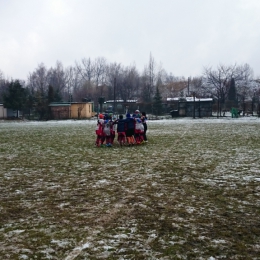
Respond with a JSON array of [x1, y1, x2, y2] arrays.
[[1, 0, 260, 80]]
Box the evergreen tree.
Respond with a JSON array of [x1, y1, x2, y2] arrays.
[[35, 90, 48, 120], [47, 85, 62, 104], [3, 80, 27, 117], [54, 89, 62, 102], [228, 78, 237, 101], [141, 83, 152, 103], [153, 86, 163, 115], [48, 85, 55, 104], [25, 89, 35, 119]]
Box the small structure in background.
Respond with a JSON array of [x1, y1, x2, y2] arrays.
[[167, 97, 213, 118], [49, 102, 94, 119], [0, 104, 7, 119], [103, 100, 137, 114], [48, 103, 70, 119], [0, 103, 22, 119]]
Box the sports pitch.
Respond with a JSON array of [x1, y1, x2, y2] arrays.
[[0, 118, 260, 259]]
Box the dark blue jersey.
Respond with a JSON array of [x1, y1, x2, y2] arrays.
[[116, 119, 126, 132], [125, 117, 135, 130]]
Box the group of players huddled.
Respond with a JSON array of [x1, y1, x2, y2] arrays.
[[95, 110, 148, 147]]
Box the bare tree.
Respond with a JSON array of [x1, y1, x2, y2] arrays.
[[0, 70, 9, 102], [140, 53, 157, 102], [236, 64, 255, 114], [47, 61, 67, 101], [27, 63, 51, 119], [205, 64, 240, 98], [63, 66, 82, 102], [204, 64, 242, 116], [106, 62, 122, 100], [75, 57, 95, 99], [155, 65, 168, 99], [188, 76, 211, 98], [148, 53, 156, 96], [106, 62, 121, 83], [0, 70, 3, 80], [236, 64, 254, 95], [121, 65, 140, 101], [27, 63, 49, 94], [75, 57, 94, 82], [93, 57, 107, 88]]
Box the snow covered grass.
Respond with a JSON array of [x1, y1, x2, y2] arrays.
[[0, 118, 260, 259]]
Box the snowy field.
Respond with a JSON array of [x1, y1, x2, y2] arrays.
[[0, 117, 260, 259]]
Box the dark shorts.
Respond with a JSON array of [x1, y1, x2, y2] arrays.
[[126, 129, 134, 137]]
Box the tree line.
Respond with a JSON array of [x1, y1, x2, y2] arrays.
[[1, 54, 260, 119]]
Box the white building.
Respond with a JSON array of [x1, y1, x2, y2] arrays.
[[0, 104, 7, 119]]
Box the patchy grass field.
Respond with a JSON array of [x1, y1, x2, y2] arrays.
[[0, 118, 260, 260]]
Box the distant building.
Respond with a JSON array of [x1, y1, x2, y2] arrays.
[[49, 102, 94, 119], [167, 97, 213, 117], [103, 99, 137, 114], [0, 104, 21, 119], [49, 103, 70, 119], [0, 104, 7, 119]]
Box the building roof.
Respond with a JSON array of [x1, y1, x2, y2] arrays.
[[49, 103, 71, 107], [104, 99, 137, 103], [49, 102, 93, 107], [167, 97, 213, 102], [185, 97, 213, 102]]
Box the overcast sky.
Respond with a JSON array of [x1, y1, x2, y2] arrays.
[[1, 0, 260, 80]]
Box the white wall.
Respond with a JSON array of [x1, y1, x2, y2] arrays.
[[0, 104, 7, 118]]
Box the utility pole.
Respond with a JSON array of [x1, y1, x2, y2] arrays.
[[114, 77, 116, 114], [198, 98, 201, 118], [188, 77, 190, 96], [193, 92, 196, 119]]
